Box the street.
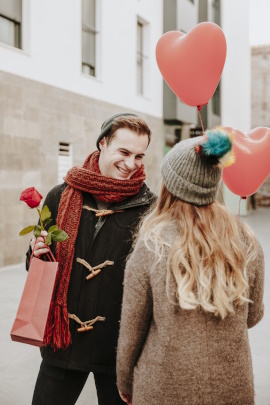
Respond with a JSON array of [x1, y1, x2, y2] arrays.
[[0, 207, 269, 405]]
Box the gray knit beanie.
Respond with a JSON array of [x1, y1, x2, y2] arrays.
[[96, 112, 138, 151], [161, 129, 234, 206]]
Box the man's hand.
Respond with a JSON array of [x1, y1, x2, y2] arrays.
[[30, 230, 50, 257], [119, 390, 132, 404]]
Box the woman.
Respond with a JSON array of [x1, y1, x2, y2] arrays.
[[116, 129, 264, 405]]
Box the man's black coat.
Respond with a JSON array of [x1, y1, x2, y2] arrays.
[[26, 182, 156, 373]]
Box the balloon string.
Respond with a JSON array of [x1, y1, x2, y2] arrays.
[[197, 104, 208, 135], [239, 196, 247, 218], [197, 108, 205, 135], [238, 197, 242, 218]]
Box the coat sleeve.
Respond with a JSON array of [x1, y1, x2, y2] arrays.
[[25, 185, 62, 271], [247, 241, 265, 329], [116, 238, 153, 395]]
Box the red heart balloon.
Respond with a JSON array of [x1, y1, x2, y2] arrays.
[[223, 127, 270, 197], [156, 22, 227, 107]]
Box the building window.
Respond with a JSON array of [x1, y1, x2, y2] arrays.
[[58, 142, 73, 184], [212, 0, 220, 26], [211, 0, 221, 116], [0, 0, 22, 49], [190, 127, 204, 138], [212, 82, 221, 116], [82, 0, 97, 76], [137, 18, 149, 95]]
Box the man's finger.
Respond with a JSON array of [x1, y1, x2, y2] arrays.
[[36, 235, 46, 241], [34, 241, 48, 250], [33, 247, 50, 257]]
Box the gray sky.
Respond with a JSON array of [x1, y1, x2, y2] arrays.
[[249, 0, 270, 45]]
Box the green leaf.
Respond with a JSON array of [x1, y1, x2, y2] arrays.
[[41, 205, 51, 222], [45, 234, 52, 245], [51, 230, 69, 242], [33, 225, 42, 238], [19, 225, 35, 236], [48, 225, 58, 233], [43, 218, 52, 227]]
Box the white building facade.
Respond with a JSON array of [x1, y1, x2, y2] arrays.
[[0, 0, 163, 116], [0, 0, 164, 266], [0, 0, 250, 266]]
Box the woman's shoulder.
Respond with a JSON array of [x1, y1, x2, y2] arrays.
[[129, 222, 178, 267], [158, 221, 179, 246], [237, 219, 261, 249]]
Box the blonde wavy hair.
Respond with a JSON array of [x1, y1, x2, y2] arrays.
[[139, 185, 259, 319]]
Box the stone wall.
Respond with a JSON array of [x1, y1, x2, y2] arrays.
[[251, 45, 270, 128], [251, 45, 270, 207], [255, 176, 270, 207], [0, 71, 164, 266]]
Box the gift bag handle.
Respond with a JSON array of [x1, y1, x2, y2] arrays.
[[30, 237, 57, 264]]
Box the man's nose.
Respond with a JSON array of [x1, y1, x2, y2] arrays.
[[124, 156, 136, 170]]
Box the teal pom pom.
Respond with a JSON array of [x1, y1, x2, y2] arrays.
[[201, 129, 233, 159]]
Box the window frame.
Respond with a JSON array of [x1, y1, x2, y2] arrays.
[[212, 0, 221, 27], [212, 81, 221, 116], [136, 16, 149, 97], [58, 142, 73, 184], [211, 0, 221, 116], [0, 0, 22, 49], [0, 14, 21, 48], [137, 20, 144, 95], [81, 0, 99, 78]]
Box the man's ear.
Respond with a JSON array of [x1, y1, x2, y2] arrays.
[[99, 138, 106, 150]]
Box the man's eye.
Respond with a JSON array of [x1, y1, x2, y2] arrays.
[[121, 151, 128, 155], [136, 156, 143, 160]]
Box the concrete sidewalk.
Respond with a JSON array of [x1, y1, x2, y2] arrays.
[[0, 208, 269, 405]]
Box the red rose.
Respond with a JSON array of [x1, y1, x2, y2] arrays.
[[20, 187, 43, 208]]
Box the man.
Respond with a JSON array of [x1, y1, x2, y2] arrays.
[[26, 113, 156, 405]]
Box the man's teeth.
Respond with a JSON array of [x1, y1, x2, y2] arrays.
[[118, 167, 129, 174]]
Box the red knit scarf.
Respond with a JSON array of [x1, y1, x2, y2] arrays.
[[43, 151, 146, 350]]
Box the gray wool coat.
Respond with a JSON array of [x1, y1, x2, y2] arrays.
[[116, 223, 264, 405]]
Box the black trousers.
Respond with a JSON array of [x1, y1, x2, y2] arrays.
[[32, 361, 125, 405]]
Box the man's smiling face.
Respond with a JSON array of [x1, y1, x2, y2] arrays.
[[98, 128, 149, 180]]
